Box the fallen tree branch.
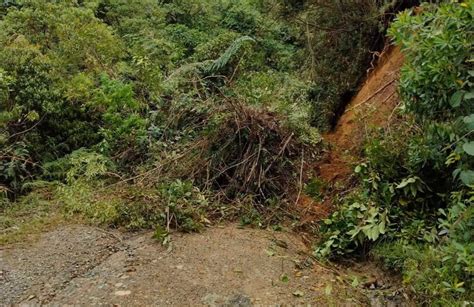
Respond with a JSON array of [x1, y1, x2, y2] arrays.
[[346, 78, 397, 112]]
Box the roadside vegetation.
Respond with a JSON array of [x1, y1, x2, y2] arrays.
[[315, 2, 473, 304], [0, 0, 388, 233], [0, 0, 314, 233]]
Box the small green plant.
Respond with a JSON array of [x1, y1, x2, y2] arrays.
[[152, 224, 170, 245], [388, 2, 474, 120], [304, 177, 326, 201], [159, 179, 209, 232], [314, 193, 391, 258]]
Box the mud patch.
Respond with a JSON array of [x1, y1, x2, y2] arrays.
[[320, 45, 404, 183]]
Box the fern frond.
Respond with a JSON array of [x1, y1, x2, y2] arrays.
[[205, 36, 255, 74]]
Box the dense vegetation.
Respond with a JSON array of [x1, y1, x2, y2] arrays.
[[316, 2, 473, 304], [1, 0, 388, 227], [0, 0, 317, 221], [1, 0, 472, 305]]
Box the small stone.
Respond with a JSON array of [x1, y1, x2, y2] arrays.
[[363, 279, 378, 289], [224, 294, 251, 307], [114, 290, 131, 296]]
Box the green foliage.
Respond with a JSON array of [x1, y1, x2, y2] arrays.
[[158, 179, 209, 232], [46, 149, 113, 184], [315, 2, 474, 304], [0, 142, 34, 193], [55, 155, 210, 232], [205, 36, 255, 74], [388, 2, 474, 120], [0, 0, 321, 198], [315, 193, 390, 258], [304, 177, 325, 200], [42, 149, 209, 231], [374, 194, 474, 304], [0, 0, 128, 193], [231, 70, 321, 146]]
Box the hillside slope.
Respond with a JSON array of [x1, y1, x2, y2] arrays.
[[299, 45, 404, 221], [320, 45, 404, 183]]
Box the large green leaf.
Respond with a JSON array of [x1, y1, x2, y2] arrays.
[[463, 142, 474, 156], [464, 114, 474, 130], [450, 91, 463, 108], [396, 177, 416, 189], [464, 91, 474, 100], [460, 170, 474, 185]]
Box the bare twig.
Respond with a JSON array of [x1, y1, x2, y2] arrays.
[[294, 149, 305, 207], [346, 78, 397, 112], [7, 115, 46, 140]]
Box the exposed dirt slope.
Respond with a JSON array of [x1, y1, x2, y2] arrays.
[[1, 224, 372, 306], [320, 45, 403, 183], [299, 45, 404, 221]]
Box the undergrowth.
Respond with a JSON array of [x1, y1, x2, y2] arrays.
[[0, 0, 390, 239]]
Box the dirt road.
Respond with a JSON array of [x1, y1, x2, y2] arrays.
[[1, 224, 376, 306]]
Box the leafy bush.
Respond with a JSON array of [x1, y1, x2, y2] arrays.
[[0, 0, 129, 193], [374, 195, 474, 305], [388, 2, 474, 120]]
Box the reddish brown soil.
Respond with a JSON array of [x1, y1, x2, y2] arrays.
[[299, 45, 405, 222]]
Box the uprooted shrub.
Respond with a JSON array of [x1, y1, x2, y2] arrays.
[[196, 102, 321, 200]]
